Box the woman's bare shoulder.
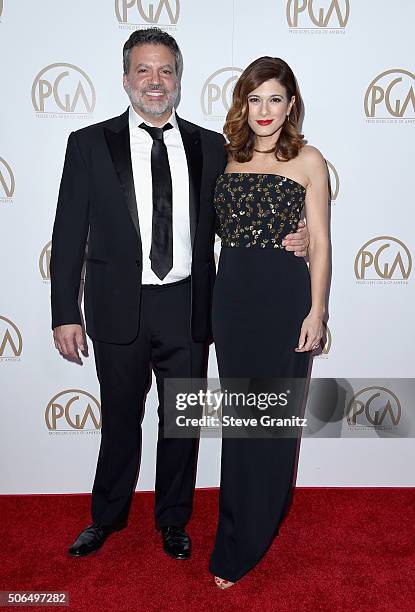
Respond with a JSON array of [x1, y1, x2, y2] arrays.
[[299, 144, 325, 162], [299, 145, 327, 175]]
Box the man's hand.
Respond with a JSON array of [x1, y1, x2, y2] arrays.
[[53, 324, 87, 363], [282, 219, 310, 257]]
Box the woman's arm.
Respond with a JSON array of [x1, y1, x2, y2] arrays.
[[296, 146, 330, 352]]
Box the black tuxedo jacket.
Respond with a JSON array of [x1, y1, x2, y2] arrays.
[[50, 109, 227, 344]]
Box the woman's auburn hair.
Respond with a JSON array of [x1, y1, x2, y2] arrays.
[[224, 56, 305, 163]]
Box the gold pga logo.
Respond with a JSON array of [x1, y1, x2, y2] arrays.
[[347, 386, 401, 428], [326, 160, 339, 202], [364, 69, 415, 120], [0, 156, 15, 202], [286, 0, 350, 30], [0, 315, 22, 360], [115, 0, 180, 25], [201, 67, 243, 120], [39, 240, 86, 283], [31, 63, 96, 116], [45, 389, 101, 432], [39, 240, 52, 281], [355, 236, 412, 282]]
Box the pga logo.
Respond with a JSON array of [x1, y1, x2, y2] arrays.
[[31, 63, 96, 114], [115, 0, 180, 25]]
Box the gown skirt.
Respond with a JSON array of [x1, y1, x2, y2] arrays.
[[209, 245, 312, 582]]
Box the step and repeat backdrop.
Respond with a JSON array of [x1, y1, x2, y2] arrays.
[[1, 1, 414, 493]]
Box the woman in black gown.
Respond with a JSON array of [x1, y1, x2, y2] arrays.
[[209, 57, 330, 588]]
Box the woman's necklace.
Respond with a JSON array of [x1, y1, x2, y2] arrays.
[[254, 147, 275, 154]]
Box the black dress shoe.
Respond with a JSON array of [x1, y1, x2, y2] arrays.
[[161, 526, 191, 560], [68, 523, 122, 557]]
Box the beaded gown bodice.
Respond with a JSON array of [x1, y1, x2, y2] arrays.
[[214, 173, 306, 248]]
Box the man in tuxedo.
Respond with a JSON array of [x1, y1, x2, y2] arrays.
[[51, 28, 309, 560]]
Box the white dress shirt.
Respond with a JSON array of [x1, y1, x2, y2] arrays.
[[128, 105, 191, 284]]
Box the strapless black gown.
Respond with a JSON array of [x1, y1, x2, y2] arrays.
[[209, 173, 312, 582]]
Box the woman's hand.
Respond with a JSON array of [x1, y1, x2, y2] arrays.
[[295, 312, 324, 352]]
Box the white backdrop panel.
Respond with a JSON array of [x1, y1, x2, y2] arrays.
[[0, 0, 414, 493]]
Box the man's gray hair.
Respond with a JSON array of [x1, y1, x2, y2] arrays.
[[123, 27, 183, 78]]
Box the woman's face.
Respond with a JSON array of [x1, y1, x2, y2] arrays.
[[247, 78, 294, 138]]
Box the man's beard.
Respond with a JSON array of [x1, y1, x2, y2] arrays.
[[126, 82, 179, 117]]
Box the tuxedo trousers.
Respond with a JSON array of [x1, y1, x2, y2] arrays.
[[90, 276, 208, 529]]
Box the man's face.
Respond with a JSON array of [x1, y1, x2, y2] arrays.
[[123, 43, 179, 118]]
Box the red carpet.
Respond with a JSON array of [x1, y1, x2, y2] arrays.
[[1, 488, 414, 611]]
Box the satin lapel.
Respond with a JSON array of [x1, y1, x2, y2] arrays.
[[177, 117, 202, 245], [104, 118, 140, 242]]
